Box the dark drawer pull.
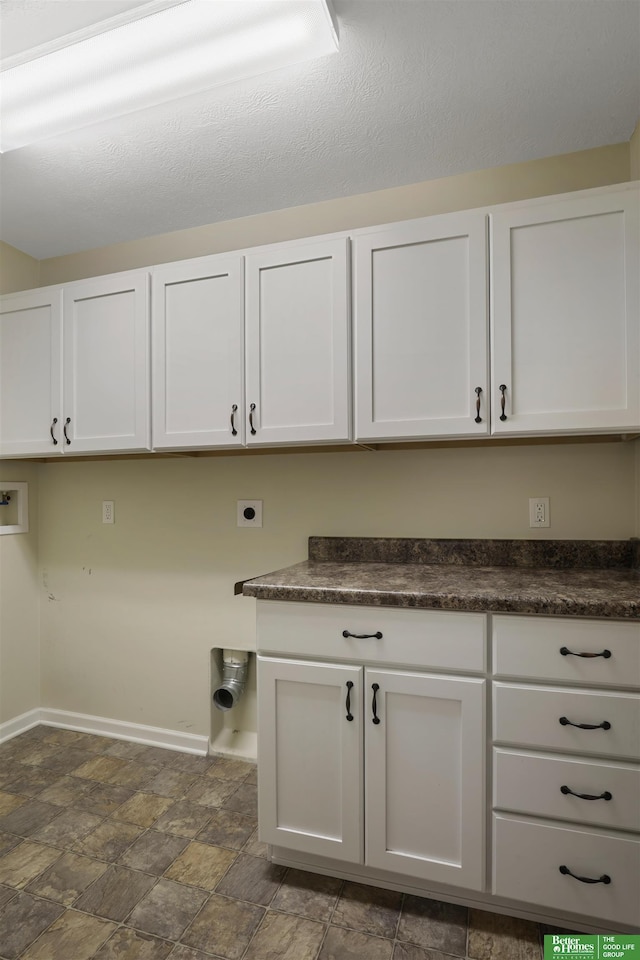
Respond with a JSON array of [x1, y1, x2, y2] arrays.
[[499, 383, 507, 421], [63, 417, 71, 445], [343, 630, 382, 640], [50, 417, 58, 445], [559, 716, 611, 731], [345, 681, 354, 722], [371, 683, 381, 725], [560, 646, 611, 659], [559, 864, 611, 885], [560, 785, 612, 801], [474, 386, 482, 423]]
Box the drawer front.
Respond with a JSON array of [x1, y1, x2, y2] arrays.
[[494, 748, 640, 832], [493, 683, 640, 760], [492, 616, 640, 688], [256, 601, 486, 672], [493, 814, 640, 928]]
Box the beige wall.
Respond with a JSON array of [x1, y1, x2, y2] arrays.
[[630, 120, 640, 180], [0, 462, 40, 725], [38, 142, 630, 285], [0, 242, 40, 295]]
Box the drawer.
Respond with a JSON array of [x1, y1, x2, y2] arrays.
[[493, 683, 640, 760], [494, 748, 640, 832], [492, 616, 640, 688], [256, 601, 486, 672], [493, 814, 640, 928]]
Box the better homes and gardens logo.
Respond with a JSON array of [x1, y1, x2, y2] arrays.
[[544, 936, 640, 958]]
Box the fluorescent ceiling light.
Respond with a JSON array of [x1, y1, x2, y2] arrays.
[[0, 0, 338, 153]]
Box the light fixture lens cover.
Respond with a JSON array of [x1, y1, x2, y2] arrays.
[[0, 0, 338, 152]]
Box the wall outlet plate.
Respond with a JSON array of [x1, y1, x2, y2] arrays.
[[529, 497, 550, 528], [237, 500, 263, 528]]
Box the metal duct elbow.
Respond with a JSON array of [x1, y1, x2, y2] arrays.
[[213, 649, 249, 712]]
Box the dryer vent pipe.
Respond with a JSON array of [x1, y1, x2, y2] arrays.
[[213, 649, 249, 712]]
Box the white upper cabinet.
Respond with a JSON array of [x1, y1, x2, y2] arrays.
[[0, 286, 63, 458], [152, 256, 244, 450], [354, 211, 489, 441], [245, 238, 351, 445], [62, 271, 150, 453], [490, 185, 640, 435]]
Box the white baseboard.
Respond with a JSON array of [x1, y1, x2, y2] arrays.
[[1, 707, 208, 755], [0, 708, 41, 744]]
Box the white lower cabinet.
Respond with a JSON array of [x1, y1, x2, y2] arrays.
[[256, 604, 486, 891]]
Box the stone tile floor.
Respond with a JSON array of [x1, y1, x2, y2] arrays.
[[0, 726, 571, 959]]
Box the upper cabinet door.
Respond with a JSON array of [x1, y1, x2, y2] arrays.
[[62, 271, 150, 453], [491, 186, 640, 435], [0, 286, 63, 458], [354, 212, 489, 441], [245, 238, 351, 445], [152, 256, 244, 450]]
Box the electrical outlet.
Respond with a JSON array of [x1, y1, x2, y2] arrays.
[[237, 500, 262, 528], [102, 500, 114, 524], [529, 497, 549, 528]]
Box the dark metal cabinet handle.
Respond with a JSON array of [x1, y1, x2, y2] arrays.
[[371, 683, 381, 725], [230, 404, 238, 436], [559, 716, 611, 731], [559, 865, 611, 885], [63, 417, 71, 445], [499, 384, 507, 421], [345, 681, 354, 722], [561, 785, 612, 801], [342, 630, 383, 640], [249, 403, 257, 435], [50, 418, 58, 445], [560, 646, 611, 659], [474, 386, 482, 423]]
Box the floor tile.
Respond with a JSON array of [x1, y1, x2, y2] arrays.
[[0, 793, 25, 818], [208, 757, 255, 781], [72, 756, 132, 784], [242, 827, 268, 859], [167, 945, 212, 960], [143, 769, 199, 799], [1, 768, 58, 799], [37, 775, 95, 807], [393, 944, 456, 960], [333, 881, 402, 939], [73, 819, 144, 861], [272, 868, 343, 922], [40, 728, 84, 748], [170, 753, 215, 775], [103, 741, 146, 760], [14, 741, 62, 768], [74, 865, 156, 921], [181, 892, 264, 959], [37, 746, 98, 776], [0, 833, 20, 858], [104, 762, 160, 790], [111, 792, 174, 828], [222, 781, 258, 817], [119, 829, 189, 875], [398, 896, 468, 956], [468, 909, 541, 960], [30, 808, 103, 848], [25, 851, 108, 905], [0, 890, 64, 959], [126, 877, 208, 940], [318, 924, 393, 960], [244, 910, 325, 960], [216, 853, 286, 905], [0, 840, 61, 889], [133, 746, 179, 767], [92, 926, 174, 959], [20, 908, 117, 960], [196, 808, 256, 850], [185, 777, 238, 808], [153, 800, 213, 838], [164, 840, 237, 891], [67, 733, 116, 754], [74, 783, 134, 817], [0, 884, 17, 909], [0, 762, 21, 789]]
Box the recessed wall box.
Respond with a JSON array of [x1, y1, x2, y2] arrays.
[[0, 482, 29, 535]]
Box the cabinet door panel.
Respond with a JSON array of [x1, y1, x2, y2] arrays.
[[355, 212, 488, 440], [152, 256, 244, 449], [63, 271, 150, 453], [245, 238, 350, 444], [491, 187, 639, 434], [257, 657, 362, 862], [0, 287, 63, 457], [365, 669, 485, 889]]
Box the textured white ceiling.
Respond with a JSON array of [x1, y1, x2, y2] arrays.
[[1, 0, 639, 260]]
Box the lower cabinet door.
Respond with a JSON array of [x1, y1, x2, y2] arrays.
[[365, 669, 486, 890], [257, 656, 363, 862]]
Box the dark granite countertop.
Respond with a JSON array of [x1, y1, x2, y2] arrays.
[[241, 538, 640, 620]]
